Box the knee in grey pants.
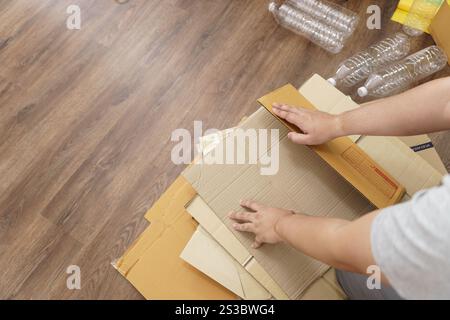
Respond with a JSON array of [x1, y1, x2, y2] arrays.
[[336, 269, 403, 300]]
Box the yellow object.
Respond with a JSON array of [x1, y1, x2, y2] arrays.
[[392, 9, 431, 33], [398, 0, 415, 11], [391, 0, 446, 33]]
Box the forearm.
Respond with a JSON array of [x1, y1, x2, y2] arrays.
[[275, 211, 380, 273], [338, 77, 450, 137]]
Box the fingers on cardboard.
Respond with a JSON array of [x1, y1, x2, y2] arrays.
[[240, 199, 263, 211]]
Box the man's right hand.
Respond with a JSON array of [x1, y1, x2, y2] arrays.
[[272, 103, 344, 145]]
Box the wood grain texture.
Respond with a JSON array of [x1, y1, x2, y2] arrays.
[[0, 0, 448, 299]]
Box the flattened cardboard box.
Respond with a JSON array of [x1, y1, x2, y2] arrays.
[[182, 77, 444, 299], [183, 125, 346, 300], [116, 74, 445, 300], [182, 127, 443, 299], [183, 107, 374, 299], [114, 176, 236, 300]]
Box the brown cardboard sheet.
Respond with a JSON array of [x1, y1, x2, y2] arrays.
[[114, 176, 236, 300], [183, 107, 373, 299], [258, 84, 405, 209]]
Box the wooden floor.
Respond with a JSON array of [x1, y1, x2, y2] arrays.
[[0, 0, 448, 299]]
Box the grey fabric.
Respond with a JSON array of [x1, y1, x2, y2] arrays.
[[336, 269, 403, 300], [371, 175, 450, 300]]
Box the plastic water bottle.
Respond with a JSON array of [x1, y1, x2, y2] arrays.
[[357, 46, 448, 98], [327, 33, 410, 87], [269, 2, 347, 54], [286, 0, 359, 36]]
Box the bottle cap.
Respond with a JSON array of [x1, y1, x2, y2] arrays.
[[327, 78, 337, 86], [357, 87, 368, 97]]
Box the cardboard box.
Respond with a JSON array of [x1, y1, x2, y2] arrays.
[[115, 74, 446, 300], [430, 1, 450, 65], [182, 76, 444, 299]]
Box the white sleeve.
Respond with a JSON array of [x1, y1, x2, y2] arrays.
[[370, 175, 450, 300]]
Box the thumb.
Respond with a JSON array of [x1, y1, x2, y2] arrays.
[[287, 132, 311, 145]]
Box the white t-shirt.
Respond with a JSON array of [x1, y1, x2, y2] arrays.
[[371, 174, 450, 299]]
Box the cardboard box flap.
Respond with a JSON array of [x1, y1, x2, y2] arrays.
[[257, 84, 405, 209]]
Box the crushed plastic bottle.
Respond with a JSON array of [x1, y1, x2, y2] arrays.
[[327, 33, 410, 87], [357, 45, 448, 98], [287, 0, 359, 36], [269, 1, 347, 54]]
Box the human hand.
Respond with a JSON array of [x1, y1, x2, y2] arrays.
[[272, 103, 344, 145], [228, 199, 294, 249]]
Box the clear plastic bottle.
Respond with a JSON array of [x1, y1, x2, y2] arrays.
[[269, 2, 346, 54], [327, 33, 410, 87], [286, 0, 359, 36], [357, 46, 448, 98]]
